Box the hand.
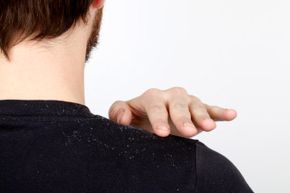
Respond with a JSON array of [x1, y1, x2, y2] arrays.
[[108, 87, 237, 138]]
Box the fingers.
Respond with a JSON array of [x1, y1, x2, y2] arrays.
[[108, 100, 133, 125], [204, 104, 238, 121], [144, 103, 171, 137], [189, 96, 216, 132], [109, 87, 238, 139], [168, 98, 199, 137], [141, 90, 171, 137]]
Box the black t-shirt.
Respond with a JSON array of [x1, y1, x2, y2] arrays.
[[0, 100, 253, 193]]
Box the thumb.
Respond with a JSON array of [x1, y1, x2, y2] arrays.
[[108, 100, 133, 125]]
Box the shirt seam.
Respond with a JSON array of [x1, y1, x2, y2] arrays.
[[0, 115, 101, 122], [193, 141, 199, 193]]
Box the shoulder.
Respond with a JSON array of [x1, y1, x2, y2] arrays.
[[195, 141, 254, 193], [87, 115, 199, 192], [81, 115, 253, 192], [87, 114, 199, 151], [93, 114, 199, 161]]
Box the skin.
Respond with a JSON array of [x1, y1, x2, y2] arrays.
[[109, 87, 237, 138], [0, 0, 237, 139]]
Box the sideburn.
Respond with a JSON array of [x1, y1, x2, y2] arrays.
[[85, 8, 104, 61]]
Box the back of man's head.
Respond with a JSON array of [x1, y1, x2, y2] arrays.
[[0, 0, 96, 58]]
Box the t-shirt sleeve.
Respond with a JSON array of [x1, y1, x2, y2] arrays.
[[194, 141, 254, 193]]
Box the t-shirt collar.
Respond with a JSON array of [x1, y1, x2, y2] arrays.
[[0, 99, 95, 118]]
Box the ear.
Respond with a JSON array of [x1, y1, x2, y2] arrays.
[[92, 0, 105, 9]]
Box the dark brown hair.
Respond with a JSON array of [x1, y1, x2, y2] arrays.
[[0, 0, 94, 57]]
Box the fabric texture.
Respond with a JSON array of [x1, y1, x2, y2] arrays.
[[0, 100, 254, 193]]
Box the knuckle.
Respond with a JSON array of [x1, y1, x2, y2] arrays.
[[189, 94, 197, 100], [203, 103, 210, 109], [198, 103, 207, 109], [145, 88, 161, 96], [111, 100, 124, 106], [210, 105, 222, 112], [109, 100, 124, 112], [170, 87, 187, 95], [190, 95, 202, 102]]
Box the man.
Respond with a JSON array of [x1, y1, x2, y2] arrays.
[[0, 0, 253, 192]]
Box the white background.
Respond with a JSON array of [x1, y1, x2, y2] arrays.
[[85, 0, 290, 192]]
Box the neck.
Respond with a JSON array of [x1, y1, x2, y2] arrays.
[[0, 32, 89, 105]]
